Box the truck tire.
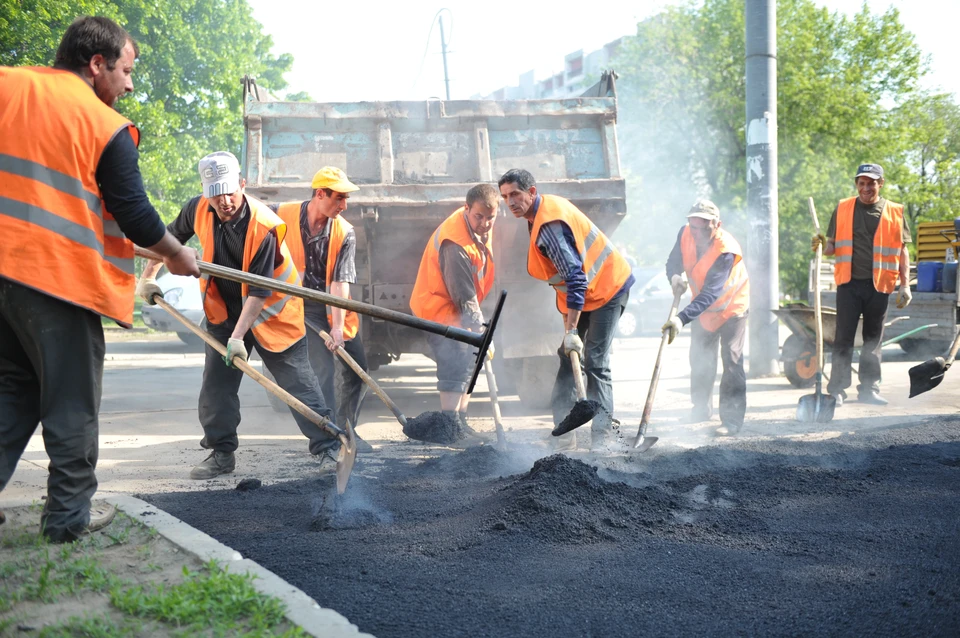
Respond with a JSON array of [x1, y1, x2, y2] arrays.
[[516, 356, 559, 410], [261, 364, 289, 413], [782, 334, 817, 388]]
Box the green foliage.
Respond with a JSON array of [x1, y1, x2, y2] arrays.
[[1, 0, 293, 223], [612, 0, 958, 296]]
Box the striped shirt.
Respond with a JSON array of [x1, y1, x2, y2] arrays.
[[168, 195, 277, 320]]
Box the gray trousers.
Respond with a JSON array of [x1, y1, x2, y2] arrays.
[[551, 290, 629, 441], [690, 314, 747, 427], [0, 279, 102, 542], [200, 320, 338, 455], [304, 309, 367, 428]]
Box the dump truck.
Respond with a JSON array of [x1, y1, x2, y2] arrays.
[[240, 73, 627, 408]]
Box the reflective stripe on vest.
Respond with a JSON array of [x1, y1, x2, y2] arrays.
[[680, 226, 750, 332], [832, 196, 904, 294], [410, 206, 495, 326], [0, 67, 139, 325], [194, 195, 305, 352], [526, 194, 632, 314]]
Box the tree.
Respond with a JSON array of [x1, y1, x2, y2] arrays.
[[1, 0, 293, 221], [611, 0, 942, 297]]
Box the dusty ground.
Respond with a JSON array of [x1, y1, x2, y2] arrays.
[[141, 419, 960, 637]]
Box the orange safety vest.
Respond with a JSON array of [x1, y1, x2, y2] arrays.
[[195, 196, 305, 352], [0, 67, 138, 326], [833, 196, 904, 294], [527, 195, 632, 314], [276, 202, 360, 340], [410, 207, 495, 327], [680, 226, 750, 332]]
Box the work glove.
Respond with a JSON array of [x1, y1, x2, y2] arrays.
[[662, 316, 683, 345], [811, 233, 826, 252], [562, 330, 584, 358], [896, 284, 913, 309], [485, 342, 495, 362], [670, 274, 688, 297], [223, 337, 248, 368], [136, 276, 163, 305]]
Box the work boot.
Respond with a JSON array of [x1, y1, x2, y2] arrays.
[[352, 430, 374, 454], [830, 392, 845, 407], [715, 422, 742, 437], [0, 509, 5, 525], [314, 449, 338, 471], [457, 412, 490, 442], [85, 502, 116, 535], [690, 405, 714, 423], [190, 451, 236, 480], [858, 389, 888, 405]]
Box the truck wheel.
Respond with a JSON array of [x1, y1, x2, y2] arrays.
[[782, 334, 817, 388], [516, 356, 559, 410], [261, 364, 289, 413]]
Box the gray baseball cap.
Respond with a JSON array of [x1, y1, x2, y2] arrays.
[[687, 199, 720, 221]]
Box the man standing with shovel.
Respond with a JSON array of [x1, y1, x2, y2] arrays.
[[498, 169, 634, 451], [663, 200, 749, 437], [137, 152, 342, 479]]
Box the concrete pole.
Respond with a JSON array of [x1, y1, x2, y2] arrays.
[[745, 0, 779, 377], [439, 15, 451, 100]]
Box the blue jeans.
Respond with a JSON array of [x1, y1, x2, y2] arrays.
[[551, 290, 629, 441]]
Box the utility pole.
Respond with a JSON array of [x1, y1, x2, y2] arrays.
[[439, 15, 451, 100], [745, 0, 779, 377]]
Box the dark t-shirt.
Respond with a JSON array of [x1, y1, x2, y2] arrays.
[[827, 198, 913, 281], [168, 195, 277, 320]]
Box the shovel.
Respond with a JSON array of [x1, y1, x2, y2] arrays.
[[148, 294, 357, 493], [551, 349, 601, 436], [304, 317, 409, 429], [630, 288, 684, 450], [797, 197, 836, 423], [908, 329, 960, 398], [482, 360, 508, 450]]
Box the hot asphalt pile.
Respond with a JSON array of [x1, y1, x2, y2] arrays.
[[142, 418, 960, 637], [402, 410, 462, 444]]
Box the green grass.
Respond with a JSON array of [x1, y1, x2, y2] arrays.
[[37, 614, 143, 637]]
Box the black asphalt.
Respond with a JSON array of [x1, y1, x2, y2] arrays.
[[141, 418, 960, 637]]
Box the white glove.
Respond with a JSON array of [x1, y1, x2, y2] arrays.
[[136, 276, 163, 305], [662, 316, 683, 344], [562, 330, 584, 357], [223, 337, 248, 368], [896, 284, 912, 309], [670, 274, 688, 297]]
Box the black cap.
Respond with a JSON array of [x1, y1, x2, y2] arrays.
[[855, 163, 884, 180]]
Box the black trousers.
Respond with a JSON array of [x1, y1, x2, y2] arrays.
[[199, 320, 338, 455], [690, 315, 747, 427], [828, 279, 887, 395], [0, 279, 103, 542], [304, 309, 367, 428]]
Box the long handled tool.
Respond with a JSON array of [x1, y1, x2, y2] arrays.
[[135, 247, 505, 394], [147, 294, 357, 493], [482, 360, 508, 450], [551, 349, 601, 436], [909, 328, 960, 398], [630, 289, 683, 450], [797, 197, 836, 423], [303, 317, 408, 428]]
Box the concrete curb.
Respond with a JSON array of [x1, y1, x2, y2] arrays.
[[101, 495, 373, 638], [2, 495, 371, 637]]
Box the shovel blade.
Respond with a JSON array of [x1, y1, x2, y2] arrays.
[[551, 399, 601, 436], [335, 422, 358, 495], [908, 357, 947, 398], [632, 435, 659, 452], [796, 392, 836, 423]]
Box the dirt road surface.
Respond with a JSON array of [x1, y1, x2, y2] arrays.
[[4, 328, 960, 635]]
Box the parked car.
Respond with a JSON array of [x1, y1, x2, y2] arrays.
[[617, 270, 691, 338], [139, 272, 204, 345]]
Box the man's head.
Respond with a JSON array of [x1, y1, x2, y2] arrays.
[[463, 184, 500, 239], [855, 163, 884, 205], [687, 199, 721, 248], [310, 166, 359, 220], [498, 169, 538, 219], [199, 152, 245, 222], [55, 16, 138, 108]]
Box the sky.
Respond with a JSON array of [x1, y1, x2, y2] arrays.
[[246, 0, 959, 103]]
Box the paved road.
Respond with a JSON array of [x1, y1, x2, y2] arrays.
[[4, 327, 960, 501]]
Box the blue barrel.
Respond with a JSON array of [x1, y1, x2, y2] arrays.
[[944, 261, 958, 293], [917, 261, 944, 292]]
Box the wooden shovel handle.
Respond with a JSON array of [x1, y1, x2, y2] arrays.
[[808, 198, 824, 375], [483, 360, 508, 449], [569, 350, 587, 401]]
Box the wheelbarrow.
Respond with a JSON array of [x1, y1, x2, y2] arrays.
[[773, 304, 937, 388]]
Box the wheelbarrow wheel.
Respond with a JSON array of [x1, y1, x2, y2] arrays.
[[782, 334, 817, 388]]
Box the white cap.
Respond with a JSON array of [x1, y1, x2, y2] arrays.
[[198, 151, 241, 198]]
